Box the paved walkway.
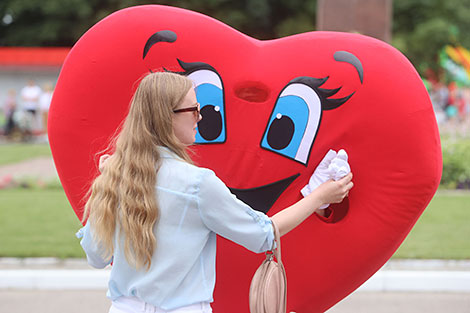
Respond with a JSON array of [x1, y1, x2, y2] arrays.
[[327, 291, 470, 313], [1, 290, 469, 313], [0, 156, 58, 180]]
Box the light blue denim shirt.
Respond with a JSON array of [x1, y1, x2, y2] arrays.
[[76, 147, 274, 310]]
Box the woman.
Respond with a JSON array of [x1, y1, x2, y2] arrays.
[[77, 72, 353, 313]]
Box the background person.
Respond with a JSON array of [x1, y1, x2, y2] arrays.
[[20, 79, 42, 134], [3, 89, 17, 138], [39, 82, 54, 134]]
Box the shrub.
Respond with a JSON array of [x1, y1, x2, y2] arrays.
[[440, 135, 470, 189]]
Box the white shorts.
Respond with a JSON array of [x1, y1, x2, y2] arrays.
[[109, 296, 212, 313]]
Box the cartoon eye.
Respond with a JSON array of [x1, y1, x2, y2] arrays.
[[261, 83, 322, 164], [186, 68, 226, 144]]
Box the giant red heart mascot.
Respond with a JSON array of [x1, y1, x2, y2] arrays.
[[49, 5, 442, 312]]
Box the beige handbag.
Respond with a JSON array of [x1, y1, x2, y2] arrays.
[[249, 220, 287, 313]]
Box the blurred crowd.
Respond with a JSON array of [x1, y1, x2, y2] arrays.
[[1, 79, 53, 142], [1, 78, 468, 143], [429, 82, 470, 135]]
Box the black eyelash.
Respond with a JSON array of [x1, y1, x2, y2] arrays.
[[156, 59, 218, 77], [177, 59, 217, 75], [161, 66, 183, 75], [289, 76, 354, 110]]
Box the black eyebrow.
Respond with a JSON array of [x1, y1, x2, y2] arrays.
[[143, 30, 177, 59], [289, 76, 354, 110], [333, 51, 364, 84]]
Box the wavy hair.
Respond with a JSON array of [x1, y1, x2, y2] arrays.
[[82, 72, 194, 270]]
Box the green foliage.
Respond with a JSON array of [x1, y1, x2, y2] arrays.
[[275, 13, 316, 38], [440, 136, 470, 189], [0, 0, 97, 46], [0, 0, 318, 45], [2, 0, 470, 77], [393, 0, 470, 76]]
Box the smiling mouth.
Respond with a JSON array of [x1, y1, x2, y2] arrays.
[[229, 174, 300, 214]]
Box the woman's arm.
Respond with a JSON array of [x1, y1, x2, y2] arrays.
[[271, 173, 353, 237], [76, 222, 113, 269]]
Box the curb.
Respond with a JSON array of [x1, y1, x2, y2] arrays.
[[358, 270, 470, 292], [0, 269, 109, 290], [1, 259, 470, 292]]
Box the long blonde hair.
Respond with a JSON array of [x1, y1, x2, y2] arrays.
[[82, 72, 194, 270]]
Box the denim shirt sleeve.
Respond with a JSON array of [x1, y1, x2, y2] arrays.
[[197, 169, 275, 253], [76, 222, 113, 269]]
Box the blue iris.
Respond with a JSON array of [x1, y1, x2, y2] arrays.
[[195, 83, 226, 144], [261, 95, 309, 160]]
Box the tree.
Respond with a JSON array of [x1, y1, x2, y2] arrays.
[[0, 0, 318, 46], [393, 0, 470, 77], [0, 0, 103, 46], [4, 0, 470, 80]]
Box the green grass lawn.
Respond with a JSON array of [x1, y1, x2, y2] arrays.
[[393, 190, 470, 259], [0, 189, 85, 258], [0, 143, 52, 166], [0, 188, 468, 259]]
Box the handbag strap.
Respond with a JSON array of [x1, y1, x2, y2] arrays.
[[270, 219, 283, 265]]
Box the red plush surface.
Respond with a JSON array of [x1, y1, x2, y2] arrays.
[[49, 5, 442, 312]]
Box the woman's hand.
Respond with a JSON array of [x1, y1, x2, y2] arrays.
[[310, 172, 353, 207], [98, 154, 111, 173], [272, 172, 353, 236]]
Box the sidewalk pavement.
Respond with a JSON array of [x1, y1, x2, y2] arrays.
[[0, 156, 58, 181], [0, 141, 58, 183], [1, 290, 469, 313], [0, 258, 469, 313]]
